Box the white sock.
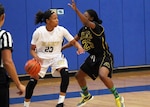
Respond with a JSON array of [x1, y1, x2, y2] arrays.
[[58, 95, 65, 104], [24, 101, 30, 107]]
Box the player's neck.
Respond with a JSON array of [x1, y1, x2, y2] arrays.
[[46, 25, 54, 31]]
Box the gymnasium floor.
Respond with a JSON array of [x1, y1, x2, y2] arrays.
[[10, 69, 150, 107]]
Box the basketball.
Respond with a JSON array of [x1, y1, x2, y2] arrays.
[[24, 59, 41, 76]]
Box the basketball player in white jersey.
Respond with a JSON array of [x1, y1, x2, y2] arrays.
[[23, 9, 85, 107]]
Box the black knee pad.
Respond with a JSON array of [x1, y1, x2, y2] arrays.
[[60, 68, 69, 93], [25, 78, 38, 99]]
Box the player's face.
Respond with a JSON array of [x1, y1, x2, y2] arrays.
[[84, 12, 93, 21], [47, 13, 58, 27]]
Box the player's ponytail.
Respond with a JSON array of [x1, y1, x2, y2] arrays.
[[35, 11, 44, 25], [35, 9, 54, 25]]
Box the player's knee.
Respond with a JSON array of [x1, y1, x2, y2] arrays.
[[60, 68, 68, 76], [75, 70, 83, 80], [27, 78, 38, 90], [60, 68, 69, 93], [99, 70, 109, 81], [75, 72, 79, 80], [60, 68, 69, 83], [25, 78, 38, 99]]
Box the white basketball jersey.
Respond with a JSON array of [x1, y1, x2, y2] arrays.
[[31, 25, 74, 59]]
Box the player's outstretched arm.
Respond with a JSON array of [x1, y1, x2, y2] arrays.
[[68, 0, 95, 28]]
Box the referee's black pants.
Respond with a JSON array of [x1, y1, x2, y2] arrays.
[[0, 67, 10, 107]]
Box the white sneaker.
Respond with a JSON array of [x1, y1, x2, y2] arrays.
[[24, 101, 30, 107]]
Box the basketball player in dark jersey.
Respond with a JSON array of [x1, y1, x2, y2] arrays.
[[62, 0, 125, 107]]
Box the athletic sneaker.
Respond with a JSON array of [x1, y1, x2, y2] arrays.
[[24, 101, 30, 107], [77, 93, 94, 107], [56, 103, 64, 107], [115, 96, 125, 107]]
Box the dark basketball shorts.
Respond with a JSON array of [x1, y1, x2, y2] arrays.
[[80, 53, 114, 80]]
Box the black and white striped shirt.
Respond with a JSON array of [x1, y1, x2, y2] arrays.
[[0, 30, 13, 67]]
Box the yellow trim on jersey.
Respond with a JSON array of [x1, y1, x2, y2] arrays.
[[90, 25, 104, 36], [99, 52, 106, 68]]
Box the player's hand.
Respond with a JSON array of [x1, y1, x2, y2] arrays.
[[77, 48, 85, 55], [68, 0, 77, 11], [33, 56, 43, 65]]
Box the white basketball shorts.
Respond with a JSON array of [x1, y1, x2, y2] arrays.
[[38, 54, 68, 78]]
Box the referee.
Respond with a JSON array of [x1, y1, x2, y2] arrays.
[[0, 3, 25, 107]]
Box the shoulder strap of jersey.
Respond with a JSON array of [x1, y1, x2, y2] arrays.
[[90, 24, 104, 37]]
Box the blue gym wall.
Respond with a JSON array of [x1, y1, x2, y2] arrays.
[[1, 0, 150, 75]]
